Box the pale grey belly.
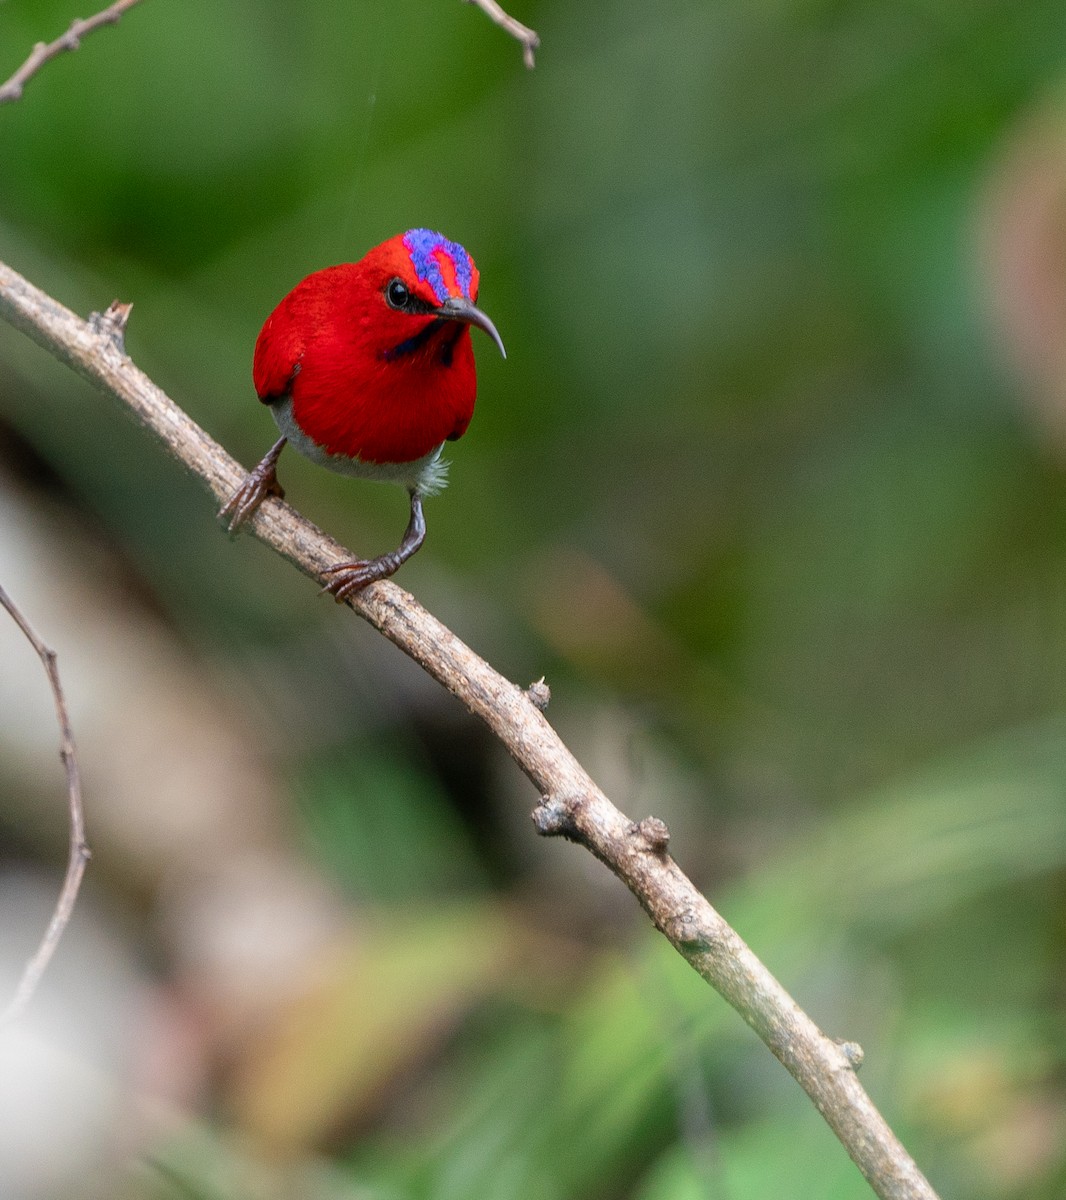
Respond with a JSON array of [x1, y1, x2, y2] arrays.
[[269, 397, 449, 495]]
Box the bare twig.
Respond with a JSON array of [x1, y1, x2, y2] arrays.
[[0, 584, 90, 1024], [0, 259, 939, 1200], [464, 0, 540, 68], [0, 0, 145, 105], [0, 0, 538, 100]]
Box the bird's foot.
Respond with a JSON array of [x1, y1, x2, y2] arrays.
[[219, 472, 285, 531], [320, 490, 426, 600], [319, 553, 402, 601], [219, 439, 287, 531]]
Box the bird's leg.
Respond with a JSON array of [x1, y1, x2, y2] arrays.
[[320, 489, 427, 600], [219, 436, 288, 531]]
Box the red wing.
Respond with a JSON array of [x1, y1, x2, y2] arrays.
[[252, 305, 305, 404], [446, 413, 471, 441]]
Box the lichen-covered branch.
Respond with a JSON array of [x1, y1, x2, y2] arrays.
[[0, 258, 938, 1200]]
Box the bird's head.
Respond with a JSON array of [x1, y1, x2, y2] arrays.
[[360, 229, 506, 365]]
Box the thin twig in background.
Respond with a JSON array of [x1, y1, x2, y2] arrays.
[[0, 259, 939, 1200], [0, 0, 538, 105], [0, 0, 145, 105], [0, 583, 90, 1025], [464, 0, 540, 67]]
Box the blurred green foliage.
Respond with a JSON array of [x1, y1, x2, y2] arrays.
[[4, 0, 1066, 1197]]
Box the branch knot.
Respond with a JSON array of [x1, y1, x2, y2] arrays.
[[837, 1039, 865, 1070], [631, 815, 671, 855], [531, 793, 582, 839], [89, 299, 132, 353], [664, 906, 712, 953]]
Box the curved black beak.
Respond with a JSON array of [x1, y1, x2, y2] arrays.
[[437, 295, 507, 359]]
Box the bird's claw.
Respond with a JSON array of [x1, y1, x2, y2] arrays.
[[319, 555, 400, 601], [219, 437, 288, 532], [219, 471, 285, 532]]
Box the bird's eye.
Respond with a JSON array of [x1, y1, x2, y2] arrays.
[[386, 279, 410, 310]]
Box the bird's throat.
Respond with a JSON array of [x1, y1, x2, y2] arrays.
[[383, 318, 447, 362]]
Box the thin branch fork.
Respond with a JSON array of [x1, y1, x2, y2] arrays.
[[464, 0, 540, 68], [0, 0, 145, 105], [0, 258, 938, 1200], [0, 583, 90, 1025]]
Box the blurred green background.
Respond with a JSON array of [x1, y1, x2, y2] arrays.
[[2, 1, 1066, 1197]]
